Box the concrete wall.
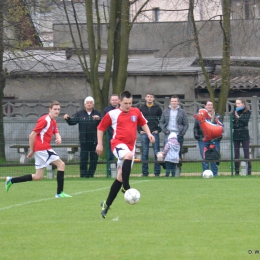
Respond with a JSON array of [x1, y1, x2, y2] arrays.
[[5, 77, 91, 101], [4, 74, 197, 101], [53, 20, 260, 58]]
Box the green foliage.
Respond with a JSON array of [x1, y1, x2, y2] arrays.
[[5, 0, 41, 48], [1, 177, 260, 259]]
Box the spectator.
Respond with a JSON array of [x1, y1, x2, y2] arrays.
[[5, 100, 72, 198], [64, 96, 101, 178], [162, 132, 180, 177], [103, 94, 120, 162], [96, 90, 155, 218], [138, 92, 162, 177], [193, 100, 223, 176], [159, 95, 189, 161], [232, 98, 251, 175]]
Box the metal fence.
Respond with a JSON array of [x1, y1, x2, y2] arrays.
[[0, 114, 259, 178]]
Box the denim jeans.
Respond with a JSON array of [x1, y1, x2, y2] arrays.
[[165, 161, 177, 177], [164, 133, 184, 159], [140, 133, 160, 175], [198, 140, 220, 176]]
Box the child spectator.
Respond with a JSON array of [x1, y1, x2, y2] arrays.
[[163, 132, 180, 177]]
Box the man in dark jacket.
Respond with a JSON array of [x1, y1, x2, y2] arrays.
[[138, 93, 162, 177], [193, 100, 223, 176], [64, 96, 101, 178]]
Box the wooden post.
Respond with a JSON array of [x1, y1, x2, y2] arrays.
[[251, 96, 258, 158]]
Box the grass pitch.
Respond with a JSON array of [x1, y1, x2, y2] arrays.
[[1, 176, 260, 260]]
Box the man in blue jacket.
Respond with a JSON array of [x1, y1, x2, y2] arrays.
[[64, 96, 101, 178], [138, 93, 162, 177]]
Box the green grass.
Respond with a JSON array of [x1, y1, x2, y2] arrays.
[[1, 176, 260, 259]]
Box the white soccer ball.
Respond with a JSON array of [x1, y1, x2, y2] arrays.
[[202, 170, 214, 178], [124, 188, 141, 205]]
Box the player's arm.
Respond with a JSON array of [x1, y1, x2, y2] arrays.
[[141, 124, 155, 143], [96, 129, 104, 156], [27, 131, 37, 158], [55, 133, 62, 144]]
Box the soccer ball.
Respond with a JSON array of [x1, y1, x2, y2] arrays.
[[202, 169, 214, 178], [124, 188, 141, 205]]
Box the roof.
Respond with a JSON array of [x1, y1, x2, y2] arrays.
[[3, 53, 213, 77], [195, 75, 260, 90]]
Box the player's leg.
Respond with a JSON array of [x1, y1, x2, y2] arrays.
[[5, 151, 46, 192], [100, 144, 133, 218], [121, 151, 133, 191], [51, 158, 71, 198], [5, 173, 34, 192]]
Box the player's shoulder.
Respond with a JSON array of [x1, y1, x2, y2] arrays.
[[130, 107, 140, 113], [108, 108, 121, 116], [37, 113, 49, 122]]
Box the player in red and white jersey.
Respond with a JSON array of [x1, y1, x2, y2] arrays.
[[5, 101, 71, 198], [33, 113, 59, 151], [96, 91, 155, 218]]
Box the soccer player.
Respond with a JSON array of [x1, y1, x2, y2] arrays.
[[96, 91, 155, 218], [5, 100, 72, 198]]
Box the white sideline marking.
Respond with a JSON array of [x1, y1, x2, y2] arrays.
[[0, 180, 150, 211]]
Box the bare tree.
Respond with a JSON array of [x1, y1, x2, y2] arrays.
[[218, 0, 231, 116], [188, 0, 231, 116], [0, 0, 42, 160], [63, 0, 150, 111]]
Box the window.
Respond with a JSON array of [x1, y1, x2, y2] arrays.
[[231, 0, 260, 19]]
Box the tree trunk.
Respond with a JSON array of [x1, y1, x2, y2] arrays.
[[0, 0, 6, 160], [189, 0, 216, 107], [112, 0, 122, 91], [218, 0, 231, 116], [114, 0, 130, 94], [101, 0, 117, 106], [85, 1, 102, 111]]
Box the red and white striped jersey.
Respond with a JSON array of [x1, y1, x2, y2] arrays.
[[98, 107, 147, 151], [33, 114, 59, 151]]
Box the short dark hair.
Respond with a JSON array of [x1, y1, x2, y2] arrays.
[[145, 92, 155, 97], [120, 90, 132, 100], [49, 100, 60, 109], [170, 95, 179, 101], [110, 94, 119, 99]]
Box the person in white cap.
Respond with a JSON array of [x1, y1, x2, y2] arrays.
[[64, 96, 101, 178], [162, 132, 180, 177]]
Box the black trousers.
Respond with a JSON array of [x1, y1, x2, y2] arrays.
[[80, 141, 98, 177], [233, 139, 252, 173]]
